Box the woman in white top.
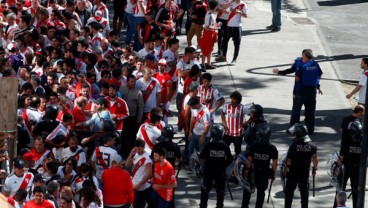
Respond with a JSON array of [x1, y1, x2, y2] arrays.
[[198, 0, 221, 69], [57, 157, 77, 186], [79, 180, 103, 208], [71, 163, 99, 203]]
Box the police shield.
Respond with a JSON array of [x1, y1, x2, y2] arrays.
[[234, 153, 255, 193], [326, 151, 344, 191], [279, 153, 287, 192], [190, 149, 204, 188]]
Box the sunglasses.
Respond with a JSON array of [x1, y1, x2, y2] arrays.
[[66, 163, 73, 166]]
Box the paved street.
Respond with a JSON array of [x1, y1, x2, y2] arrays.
[[165, 0, 367, 207]]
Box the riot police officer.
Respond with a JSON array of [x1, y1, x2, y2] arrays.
[[242, 123, 278, 208], [153, 125, 181, 208], [244, 104, 267, 154], [334, 120, 362, 208], [284, 123, 318, 208], [199, 124, 233, 208]]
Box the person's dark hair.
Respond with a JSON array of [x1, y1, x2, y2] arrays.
[[111, 40, 120, 48], [202, 73, 212, 82], [100, 70, 110, 79], [302, 49, 314, 59], [20, 14, 32, 25], [134, 139, 145, 148], [112, 67, 122, 79], [168, 38, 179, 47], [2, 67, 14, 77], [184, 46, 195, 55], [47, 72, 58, 81], [81, 83, 90, 89], [14, 189, 28, 202], [63, 156, 77, 170], [153, 147, 166, 158], [61, 194, 73, 204], [98, 60, 109, 69], [86, 71, 96, 82], [49, 91, 58, 99], [30, 96, 41, 108], [62, 113, 73, 123], [126, 74, 136, 82], [18, 94, 32, 109], [353, 105, 364, 113], [150, 107, 163, 123], [80, 186, 101, 207], [57, 86, 67, 95], [81, 26, 90, 34], [362, 57, 368, 66], [209, 0, 218, 10], [52, 9, 62, 20], [33, 186, 46, 195], [63, 58, 76, 69], [230, 91, 242, 103], [109, 30, 118, 37], [103, 132, 117, 144], [47, 181, 60, 195], [46, 160, 59, 175], [99, 80, 109, 90]]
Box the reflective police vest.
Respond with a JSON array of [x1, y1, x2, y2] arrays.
[[301, 60, 321, 86]]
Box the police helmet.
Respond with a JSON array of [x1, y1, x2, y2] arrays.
[[348, 120, 363, 142], [293, 123, 311, 142], [103, 120, 116, 132], [44, 105, 58, 121], [249, 104, 263, 118], [255, 123, 271, 145], [211, 123, 225, 141], [157, 125, 174, 142]]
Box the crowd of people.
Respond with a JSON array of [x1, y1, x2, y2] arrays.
[[0, 0, 357, 207]]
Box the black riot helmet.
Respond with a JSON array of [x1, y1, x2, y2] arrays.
[[44, 105, 58, 121], [249, 104, 263, 118], [348, 120, 363, 142], [103, 120, 116, 132], [211, 123, 225, 141], [255, 123, 271, 145], [293, 123, 311, 142], [157, 125, 174, 142]]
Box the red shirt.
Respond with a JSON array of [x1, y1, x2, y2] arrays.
[[57, 109, 73, 122], [72, 107, 87, 129], [183, 77, 198, 95], [153, 161, 176, 202], [153, 72, 172, 104], [102, 167, 134, 206], [106, 97, 129, 131], [24, 199, 54, 208]]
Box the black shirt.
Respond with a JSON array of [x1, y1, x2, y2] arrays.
[[287, 140, 317, 172], [191, 1, 207, 25], [340, 115, 359, 145], [139, 21, 161, 42], [200, 140, 233, 174], [249, 143, 278, 173], [33, 120, 60, 149], [340, 138, 361, 166]]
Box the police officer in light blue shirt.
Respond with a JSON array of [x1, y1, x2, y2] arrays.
[[290, 49, 323, 135]]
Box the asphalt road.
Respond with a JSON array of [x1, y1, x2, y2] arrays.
[[302, 0, 368, 81]]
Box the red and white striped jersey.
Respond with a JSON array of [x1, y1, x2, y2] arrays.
[[198, 85, 223, 110], [134, 0, 147, 17], [222, 103, 248, 137], [136, 122, 162, 155], [227, 1, 247, 27], [90, 32, 103, 48], [92, 3, 109, 20], [217, 0, 230, 20], [86, 17, 110, 37]]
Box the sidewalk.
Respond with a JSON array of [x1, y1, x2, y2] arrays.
[[171, 0, 364, 207]]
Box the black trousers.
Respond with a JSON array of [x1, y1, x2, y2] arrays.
[[222, 26, 242, 61], [176, 92, 184, 114], [134, 186, 153, 208], [284, 171, 309, 208], [223, 135, 242, 156], [333, 163, 359, 208], [121, 116, 139, 159], [242, 173, 269, 208], [200, 172, 226, 208], [216, 18, 228, 53]]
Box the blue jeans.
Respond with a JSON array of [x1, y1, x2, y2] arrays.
[[271, 0, 282, 27], [290, 93, 316, 134], [133, 16, 146, 51], [125, 12, 135, 44], [189, 133, 210, 156], [151, 190, 169, 208]]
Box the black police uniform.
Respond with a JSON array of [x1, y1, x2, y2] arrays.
[[153, 141, 181, 168], [199, 140, 233, 208], [340, 116, 360, 146], [338, 136, 361, 208], [32, 120, 60, 149], [284, 139, 317, 208], [242, 143, 278, 208], [244, 117, 267, 154]]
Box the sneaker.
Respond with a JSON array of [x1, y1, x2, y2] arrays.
[[229, 59, 236, 65], [205, 64, 216, 69], [266, 25, 276, 30], [215, 56, 227, 62]]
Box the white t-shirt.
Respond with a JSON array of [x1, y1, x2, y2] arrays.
[[91, 146, 121, 179], [136, 123, 162, 155], [358, 72, 367, 104], [191, 104, 211, 136], [227, 1, 248, 27], [135, 78, 162, 113], [125, 0, 136, 13], [137, 48, 159, 60], [61, 146, 87, 166], [162, 49, 178, 82], [176, 59, 200, 93], [204, 11, 216, 28], [217, 0, 231, 20], [4, 173, 34, 197], [132, 152, 152, 191]]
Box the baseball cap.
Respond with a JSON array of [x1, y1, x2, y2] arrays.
[[34, 174, 46, 182], [158, 59, 167, 65], [145, 53, 158, 62], [14, 159, 25, 169], [23, 152, 36, 161], [94, 10, 103, 21], [7, 42, 17, 52]]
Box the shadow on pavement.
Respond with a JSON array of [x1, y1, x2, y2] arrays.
[[317, 0, 368, 6]]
